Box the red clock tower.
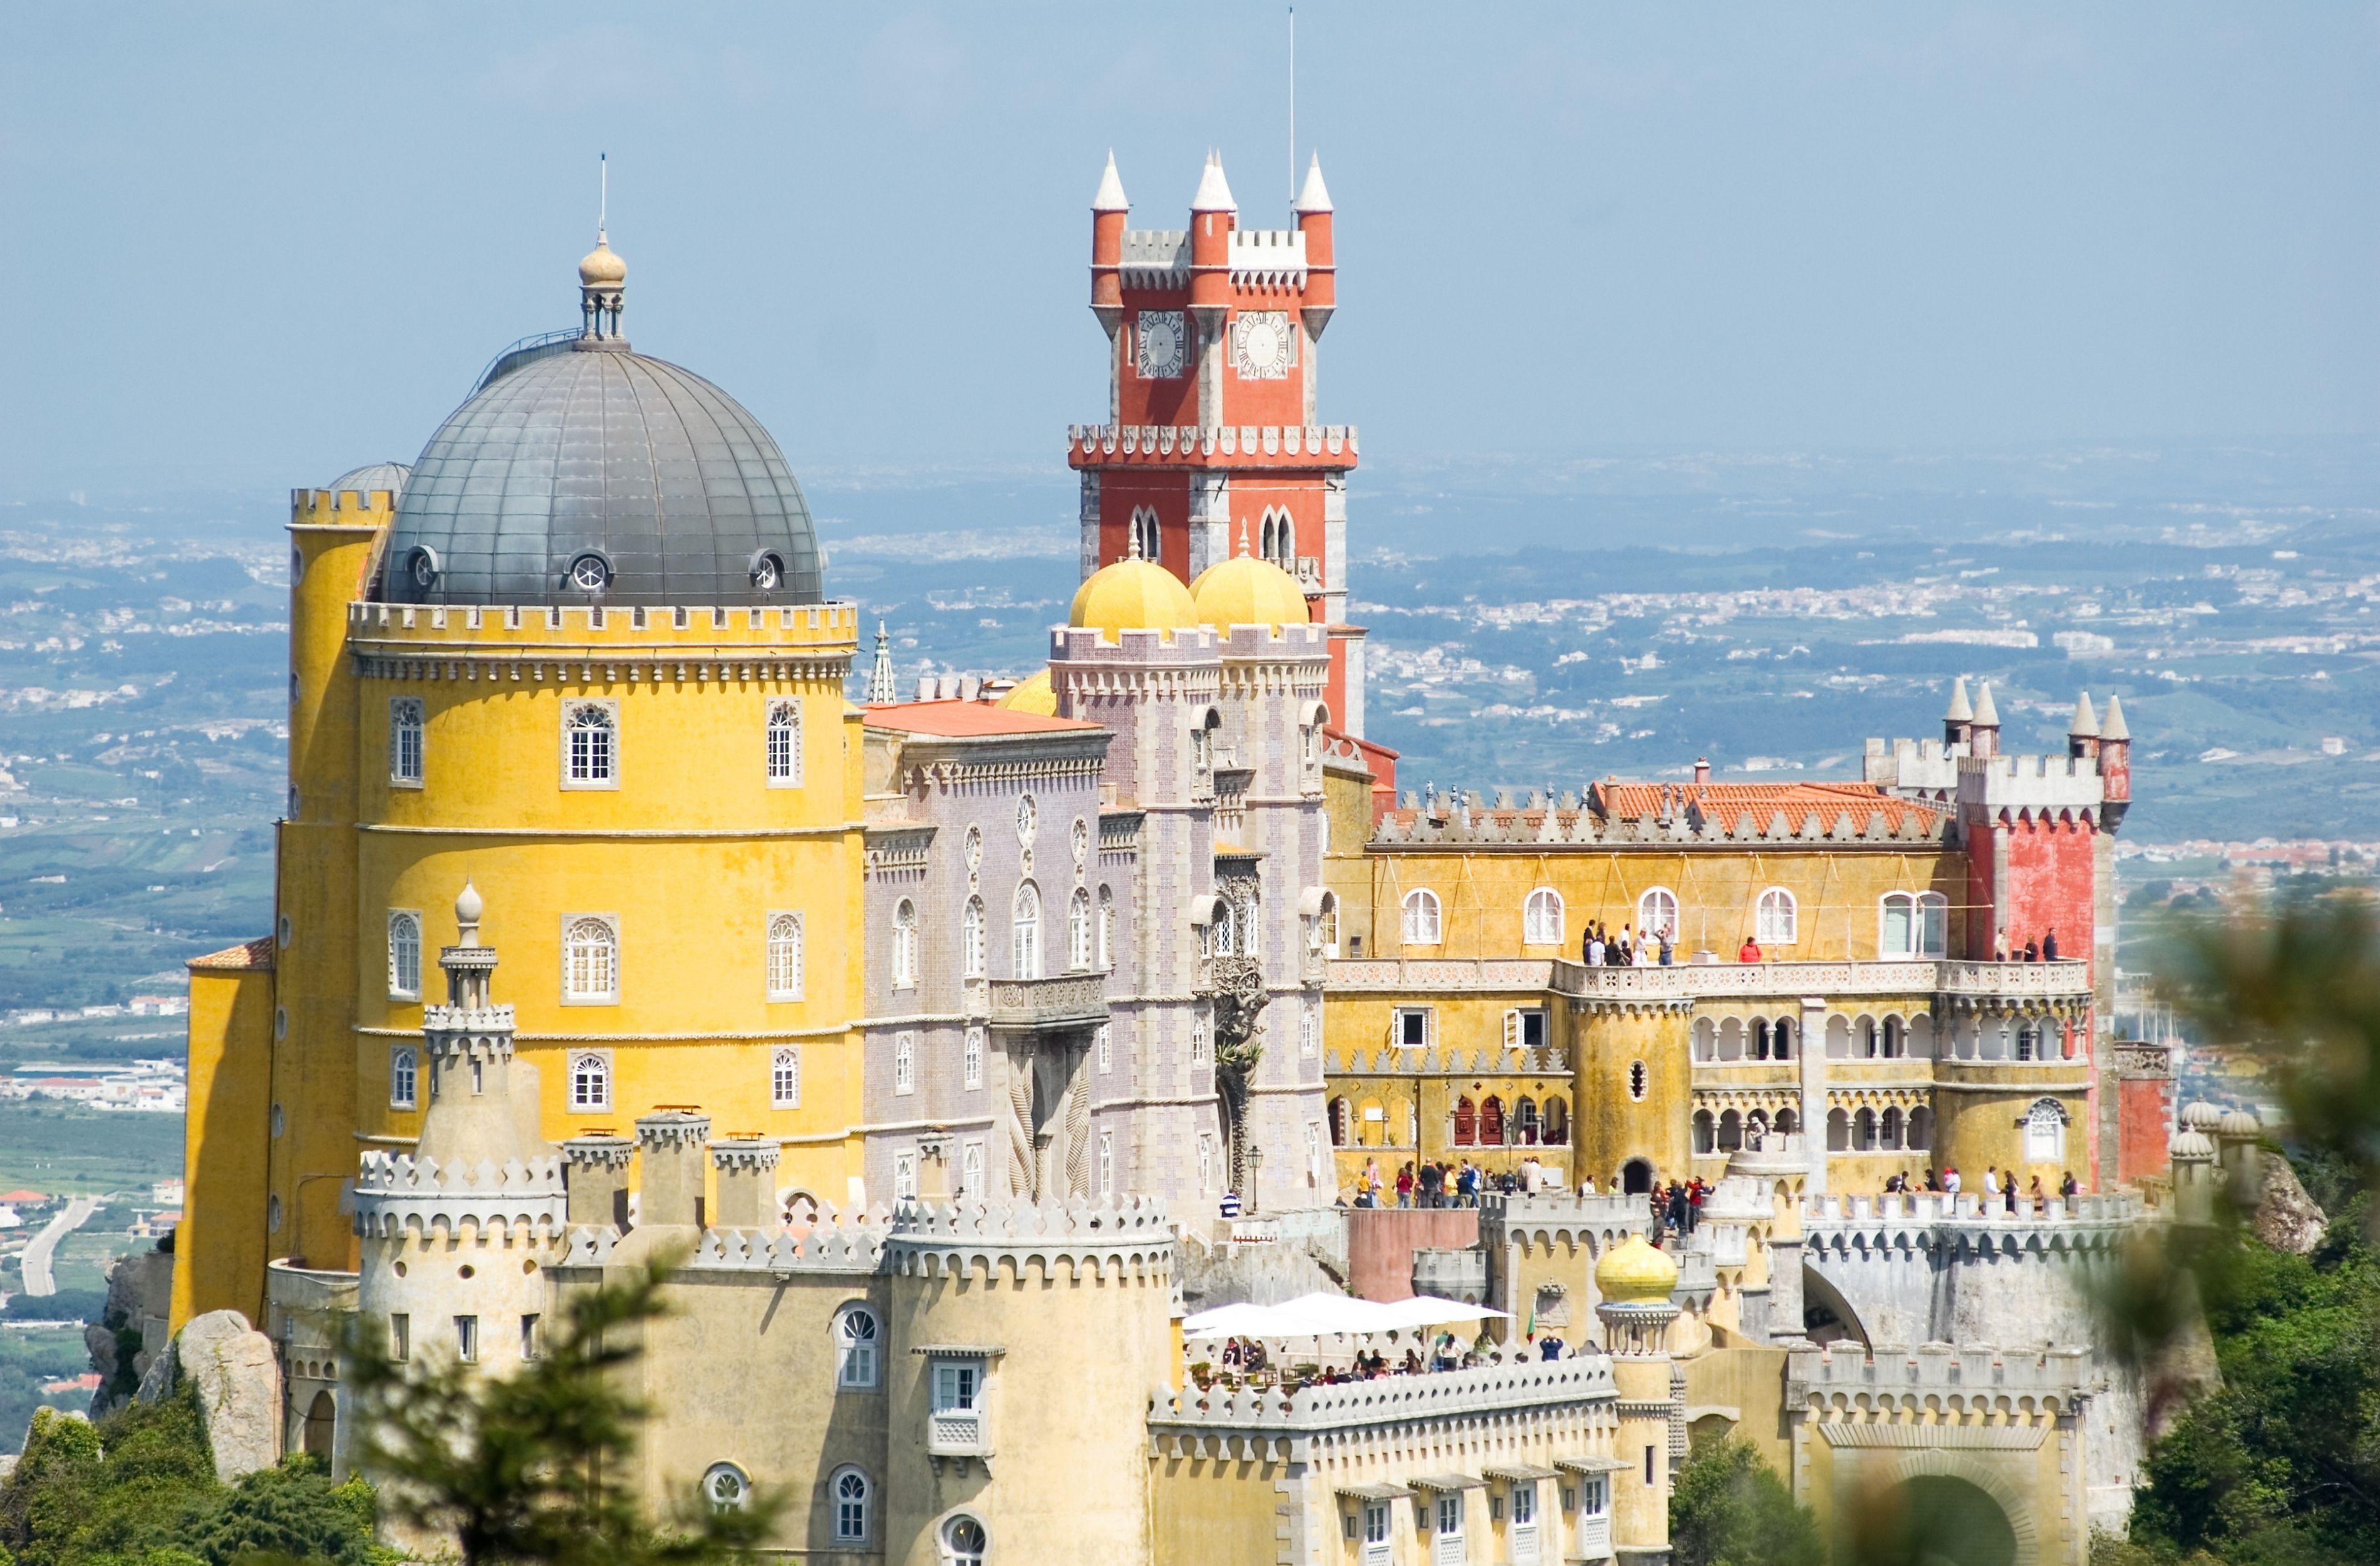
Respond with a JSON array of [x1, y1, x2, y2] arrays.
[[1070, 150, 1369, 737]]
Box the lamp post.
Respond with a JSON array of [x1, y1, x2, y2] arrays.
[[1248, 1145, 1265, 1217]]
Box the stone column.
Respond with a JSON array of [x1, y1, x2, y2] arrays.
[[1798, 996, 1829, 1196]]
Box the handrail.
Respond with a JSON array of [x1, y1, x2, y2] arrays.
[[474, 328, 581, 393]]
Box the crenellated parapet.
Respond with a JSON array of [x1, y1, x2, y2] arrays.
[[1149, 1356, 1616, 1463], [352, 1149, 567, 1242], [1799, 1189, 2145, 1258], [1790, 1342, 2094, 1416], [885, 1195, 1174, 1280]]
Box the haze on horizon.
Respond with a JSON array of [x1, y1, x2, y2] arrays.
[[1, 3, 2374, 500]]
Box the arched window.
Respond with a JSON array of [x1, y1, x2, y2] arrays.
[[1825, 1016, 1851, 1059], [765, 698, 802, 786], [2015, 1020, 2042, 1062], [1774, 1017, 1794, 1061], [1756, 888, 1797, 945], [1637, 887, 1679, 941], [963, 1028, 984, 1089], [1718, 1109, 1743, 1153], [1479, 1096, 1506, 1144], [563, 701, 616, 786], [388, 697, 424, 786], [1523, 888, 1564, 946], [1879, 891, 1951, 959], [891, 900, 920, 989], [766, 913, 803, 1000], [771, 1047, 801, 1109], [1130, 506, 1161, 566], [1515, 1097, 1539, 1144], [1011, 883, 1042, 979], [2023, 1098, 2067, 1163], [389, 1046, 417, 1110], [961, 897, 986, 978], [893, 1034, 916, 1096], [703, 1463, 750, 1513], [1542, 1097, 1568, 1144], [387, 911, 422, 1000], [1067, 888, 1094, 972], [1717, 1018, 1744, 1062], [1452, 1096, 1477, 1146], [1881, 1106, 1903, 1149], [1853, 1107, 1878, 1151], [562, 917, 618, 1002], [834, 1306, 880, 1389], [1692, 1018, 1715, 1063], [1692, 1110, 1716, 1154], [1883, 1017, 1903, 1059], [1402, 889, 1442, 946], [1211, 899, 1236, 958], [1776, 1107, 1799, 1136], [1860, 1017, 1880, 1059], [1908, 1015, 1935, 1059], [1826, 1108, 1850, 1152], [831, 1467, 872, 1543], [1627, 1060, 1648, 1101], [1909, 1106, 1934, 1149], [569, 1051, 611, 1112], [943, 1515, 988, 1566], [1097, 886, 1114, 970], [1330, 1097, 1350, 1146]]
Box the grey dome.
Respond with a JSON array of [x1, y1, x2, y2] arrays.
[[328, 461, 410, 499], [381, 342, 822, 608]]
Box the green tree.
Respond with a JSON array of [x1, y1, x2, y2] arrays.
[[185, 1458, 384, 1566], [1670, 1438, 1823, 1566], [341, 1259, 779, 1566]]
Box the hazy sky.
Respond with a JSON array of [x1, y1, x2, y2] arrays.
[[3, 4, 2374, 495]]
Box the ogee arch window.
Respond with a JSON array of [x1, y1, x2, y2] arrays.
[[961, 896, 986, 978], [1067, 888, 1094, 972], [892, 900, 919, 990]]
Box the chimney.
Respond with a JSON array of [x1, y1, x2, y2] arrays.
[[561, 1133, 635, 1228], [634, 1109, 712, 1228], [1692, 757, 1711, 788], [709, 1138, 782, 1229]]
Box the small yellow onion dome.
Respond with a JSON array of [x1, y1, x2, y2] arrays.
[[1190, 551, 1311, 632], [996, 668, 1056, 715], [1595, 1233, 1680, 1305], [579, 232, 627, 286], [1068, 556, 1199, 643]]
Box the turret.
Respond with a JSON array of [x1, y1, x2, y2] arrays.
[[1089, 152, 1128, 336], [1187, 151, 1236, 316], [1594, 1236, 1679, 1560], [2099, 692, 2131, 812], [1942, 677, 1974, 749], [1969, 680, 2001, 760], [1294, 153, 1335, 331], [2170, 1102, 2220, 1226], [2066, 691, 2100, 762], [2215, 1106, 2262, 1205], [413, 882, 534, 1169]]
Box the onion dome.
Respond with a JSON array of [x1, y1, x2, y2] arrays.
[[1191, 551, 1310, 632], [1594, 1233, 1679, 1305], [2170, 1129, 2217, 1161], [1067, 554, 1199, 643], [2181, 1101, 2222, 1133], [2218, 1107, 2261, 1138], [578, 231, 627, 286], [328, 462, 410, 500], [996, 668, 1057, 715]]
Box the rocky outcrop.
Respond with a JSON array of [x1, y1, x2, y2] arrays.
[[157, 1310, 284, 1481], [2254, 1156, 2327, 1256], [84, 1244, 176, 1418]]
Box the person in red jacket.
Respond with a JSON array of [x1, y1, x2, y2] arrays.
[[1738, 935, 1762, 963]]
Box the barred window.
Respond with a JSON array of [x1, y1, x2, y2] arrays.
[[766, 913, 803, 1000], [388, 698, 424, 786], [386, 911, 422, 1000], [765, 699, 802, 786], [562, 916, 618, 1002], [771, 1047, 801, 1109]]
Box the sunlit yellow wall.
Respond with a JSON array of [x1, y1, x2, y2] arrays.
[[172, 957, 275, 1330], [1575, 1010, 1692, 1188]]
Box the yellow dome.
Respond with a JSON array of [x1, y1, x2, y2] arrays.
[[579, 234, 627, 286], [1190, 552, 1310, 631], [1595, 1234, 1679, 1305], [1068, 557, 1199, 643], [996, 668, 1056, 715]]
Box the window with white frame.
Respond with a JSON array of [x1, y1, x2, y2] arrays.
[[562, 916, 619, 1002], [1395, 1007, 1432, 1049], [1305, 1120, 1322, 1185], [1756, 887, 1798, 945], [894, 1033, 916, 1096], [562, 700, 617, 787], [1191, 1014, 1211, 1065], [1300, 1004, 1318, 1057], [2023, 1097, 2067, 1163], [893, 1149, 918, 1200], [1130, 506, 1161, 564], [961, 896, 986, 978], [1096, 1022, 1112, 1072], [1011, 882, 1042, 979], [770, 1047, 801, 1109], [387, 910, 422, 1000], [1402, 888, 1442, 945], [568, 1051, 611, 1112], [765, 913, 803, 1000], [765, 698, 802, 786], [892, 900, 919, 989], [702, 1463, 749, 1513], [830, 1467, 872, 1543], [1098, 1129, 1115, 1193], [833, 1305, 879, 1389], [1637, 887, 1679, 941], [964, 1027, 985, 1089], [388, 697, 424, 786], [1523, 888, 1564, 945], [1197, 1133, 1216, 1193], [961, 1139, 984, 1198], [1097, 885, 1114, 969], [389, 1045, 417, 1109], [1878, 891, 1949, 958], [943, 1516, 986, 1566], [1067, 887, 1094, 972]]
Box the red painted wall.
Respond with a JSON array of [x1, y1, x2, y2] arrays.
[[2118, 1077, 2173, 1186], [1345, 1206, 1479, 1302]]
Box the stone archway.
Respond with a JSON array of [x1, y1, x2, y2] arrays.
[[1799, 1262, 1872, 1349], [302, 1389, 335, 1460], [1878, 1473, 2022, 1566], [1621, 1158, 1654, 1195]]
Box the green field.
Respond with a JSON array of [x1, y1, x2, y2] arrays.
[[0, 1325, 93, 1455], [0, 1102, 182, 1196]]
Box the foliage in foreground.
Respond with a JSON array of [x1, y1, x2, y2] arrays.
[[0, 1389, 380, 1566], [341, 1258, 781, 1566], [1670, 1438, 1823, 1566]]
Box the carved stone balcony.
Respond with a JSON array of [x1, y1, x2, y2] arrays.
[[986, 972, 1109, 1031]]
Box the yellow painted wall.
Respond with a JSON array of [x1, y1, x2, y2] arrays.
[[172, 960, 276, 1330], [1680, 1345, 1791, 1475], [1151, 1456, 1290, 1564]]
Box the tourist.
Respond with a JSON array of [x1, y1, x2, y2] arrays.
[[1633, 931, 1655, 967], [1884, 1171, 1903, 1193], [1395, 1161, 1415, 1208], [1981, 1166, 2000, 1203], [2061, 1170, 2079, 1200], [2004, 1169, 2019, 1215], [2029, 1173, 2046, 1213], [1658, 928, 1675, 966], [1738, 933, 1762, 963], [1583, 925, 1602, 966], [1401, 1348, 1423, 1375], [1994, 927, 2010, 961], [2022, 936, 2039, 962], [2043, 927, 2060, 962], [1923, 1168, 1941, 1193], [1220, 1190, 1243, 1218], [1538, 1334, 1564, 1361], [1418, 1161, 1444, 1208], [1943, 1164, 1962, 1196], [1457, 1161, 1480, 1206], [1579, 1173, 1598, 1196]]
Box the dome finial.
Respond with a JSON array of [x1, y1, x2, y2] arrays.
[[578, 155, 628, 345], [1127, 524, 1143, 561], [455, 879, 484, 943], [1238, 522, 1251, 557]]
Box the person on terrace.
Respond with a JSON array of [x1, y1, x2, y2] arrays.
[[1739, 933, 1762, 963]]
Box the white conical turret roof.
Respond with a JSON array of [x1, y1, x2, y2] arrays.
[[2069, 692, 2099, 737], [1192, 149, 1236, 212], [1295, 152, 1333, 213], [1092, 150, 1129, 212], [1944, 677, 1973, 723], [2100, 692, 2129, 741], [1972, 680, 2000, 727]]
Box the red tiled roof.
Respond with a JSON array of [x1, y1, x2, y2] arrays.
[[0, 1189, 49, 1203], [1593, 781, 1943, 832], [864, 700, 1102, 737], [189, 936, 274, 972]]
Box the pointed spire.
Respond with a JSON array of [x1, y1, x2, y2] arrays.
[[1944, 677, 1973, 723], [1238, 522, 1251, 557], [455, 879, 484, 943], [1092, 149, 1129, 212], [1127, 524, 1143, 561], [1972, 681, 2000, 728], [1294, 151, 1332, 214], [867, 621, 896, 704], [2068, 691, 2099, 737], [1192, 148, 1237, 212], [2100, 692, 2129, 742]]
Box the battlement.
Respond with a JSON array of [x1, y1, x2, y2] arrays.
[[1791, 1342, 2093, 1408], [1369, 798, 1950, 848], [886, 1195, 1175, 1278], [1225, 226, 1309, 286], [420, 1002, 515, 1037], [346, 598, 859, 656], [352, 1149, 567, 1240], [291, 488, 400, 527], [1478, 1191, 1650, 1238], [1149, 1356, 1616, 1450], [1050, 623, 1223, 665], [1328, 1037, 1570, 1077], [1066, 423, 1357, 469], [1213, 621, 1333, 660], [1798, 1191, 2147, 1263], [1119, 228, 1189, 285]]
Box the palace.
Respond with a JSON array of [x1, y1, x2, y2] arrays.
[[155, 150, 2184, 1566]]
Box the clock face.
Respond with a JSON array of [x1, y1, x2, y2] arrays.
[[1233, 311, 1293, 380], [1136, 311, 1186, 380]]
